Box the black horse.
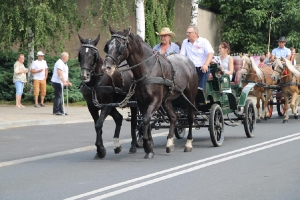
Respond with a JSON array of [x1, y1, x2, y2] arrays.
[[78, 34, 138, 159], [103, 26, 198, 159]]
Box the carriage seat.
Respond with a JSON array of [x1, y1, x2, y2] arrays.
[[231, 57, 243, 85]]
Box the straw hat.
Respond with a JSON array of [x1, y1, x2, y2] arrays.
[[37, 51, 45, 56], [155, 27, 175, 37]]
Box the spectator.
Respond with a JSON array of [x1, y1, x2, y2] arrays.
[[180, 25, 214, 90], [13, 54, 28, 108], [290, 47, 297, 66], [258, 56, 265, 67], [153, 27, 179, 56], [218, 41, 234, 80], [31, 51, 48, 108], [264, 51, 270, 64], [270, 36, 291, 62], [51, 52, 72, 116]]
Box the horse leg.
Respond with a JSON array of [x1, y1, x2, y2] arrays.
[[129, 106, 138, 154], [282, 92, 290, 124], [141, 103, 159, 159], [184, 101, 195, 153], [162, 100, 176, 153], [109, 107, 124, 154], [263, 90, 272, 120], [94, 106, 111, 159], [290, 92, 298, 119], [256, 96, 261, 123]]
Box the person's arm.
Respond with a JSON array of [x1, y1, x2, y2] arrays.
[[180, 40, 187, 56], [45, 68, 48, 80], [57, 69, 68, 86], [31, 62, 43, 74], [226, 56, 234, 75], [14, 63, 27, 74], [286, 49, 291, 60], [270, 50, 276, 62], [202, 52, 213, 73]]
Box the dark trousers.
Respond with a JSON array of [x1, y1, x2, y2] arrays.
[[196, 67, 210, 89], [52, 82, 64, 114]]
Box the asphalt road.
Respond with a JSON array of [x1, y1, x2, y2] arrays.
[[1, 112, 300, 200]]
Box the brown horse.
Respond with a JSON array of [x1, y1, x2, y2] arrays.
[[241, 55, 276, 122], [103, 26, 198, 159], [78, 34, 138, 158], [271, 58, 300, 123]]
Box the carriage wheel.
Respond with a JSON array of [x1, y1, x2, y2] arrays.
[[175, 121, 186, 139], [209, 104, 224, 147], [266, 99, 273, 119], [135, 127, 143, 148], [243, 99, 256, 138], [277, 101, 286, 116]]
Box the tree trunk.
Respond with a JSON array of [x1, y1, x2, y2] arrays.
[[190, 0, 199, 26], [135, 0, 145, 41], [27, 27, 34, 93]]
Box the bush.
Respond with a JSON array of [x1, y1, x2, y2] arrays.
[[0, 51, 84, 103]]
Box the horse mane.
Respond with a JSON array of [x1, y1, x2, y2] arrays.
[[273, 58, 283, 69], [283, 58, 300, 77], [250, 57, 263, 79]]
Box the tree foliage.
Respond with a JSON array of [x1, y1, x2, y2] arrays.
[[0, 0, 82, 52], [201, 0, 300, 53]]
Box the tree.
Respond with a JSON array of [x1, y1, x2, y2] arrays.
[[0, 0, 82, 53], [135, 0, 145, 40], [201, 0, 300, 53], [190, 0, 199, 26]]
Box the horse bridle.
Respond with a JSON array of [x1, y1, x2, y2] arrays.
[[104, 34, 128, 65], [79, 43, 102, 77]]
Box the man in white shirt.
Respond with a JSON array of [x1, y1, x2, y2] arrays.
[[51, 52, 72, 115], [31, 51, 48, 108], [180, 26, 214, 90], [270, 36, 291, 62]]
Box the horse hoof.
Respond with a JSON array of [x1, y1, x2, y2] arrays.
[[166, 145, 174, 153], [264, 117, 268, 121], [184, 146, 193, 152], [94, 153, 102, 160], [143, 139, 153, 154], [282, 120, 288, 124], [114, 146, 122, 154], [144, 152, 155, 159], [129, 146, 137, 154], [97, 149, 106, 159], [256, 118, 261, 123], [294, 115, 298, 119]]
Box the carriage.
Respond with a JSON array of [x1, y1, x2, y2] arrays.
[[79, 27, 257, 159], [130, 62, 256, 148]]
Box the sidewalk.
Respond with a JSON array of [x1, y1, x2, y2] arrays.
[[0, 104, 131, 130]]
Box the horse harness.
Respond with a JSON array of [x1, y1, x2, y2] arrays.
[[104, 33, 198, 110], [79, 43, 127, 109]]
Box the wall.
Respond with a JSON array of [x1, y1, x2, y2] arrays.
[[58, 1, 222, 58]]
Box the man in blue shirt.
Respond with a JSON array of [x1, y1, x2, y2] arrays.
[[153, 27, 180, 56], [270, 36, 291, 62]]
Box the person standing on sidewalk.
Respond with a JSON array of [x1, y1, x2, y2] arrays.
[[31, 51, 48, 108], [51, 52, 72, 115], [13, 54, 28, 108]]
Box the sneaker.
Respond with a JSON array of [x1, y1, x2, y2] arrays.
[[40, 103, 46, 107], [55, 112, 63, 115], [34, 104, 40, 108]]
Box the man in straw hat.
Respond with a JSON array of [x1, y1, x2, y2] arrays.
[[180, 25, 214, 91], [153, 27, 179, 56], [270, 36, 291, 62], [31, 51, 48, 108]]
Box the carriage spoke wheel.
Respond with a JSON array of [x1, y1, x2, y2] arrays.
[[175, 121, 186, 139], [244, 99, 256, 138], [209, 104, 224, 147]]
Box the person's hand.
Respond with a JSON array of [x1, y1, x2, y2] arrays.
[[68, 82, 72, 87], [63, 81, 68, 86], [25, 69, 28, 73], [201, 64, 208, 73]]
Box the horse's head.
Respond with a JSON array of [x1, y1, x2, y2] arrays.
[[78, 34, 103, 82], [103, 25, 131, 74], [241, 55, 251, 79], [271, 58, 283, 81]]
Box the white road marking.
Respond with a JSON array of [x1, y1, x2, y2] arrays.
[[0, 132, 168, 168], [65, 132, 300, 200]]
